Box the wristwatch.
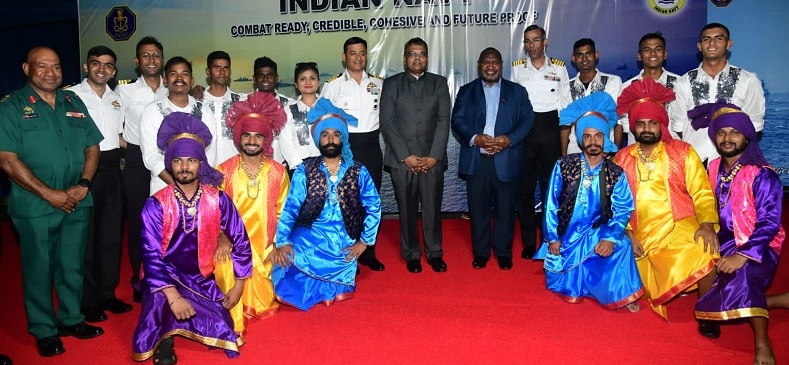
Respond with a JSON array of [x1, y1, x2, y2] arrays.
[[77, 178, 92, 190]]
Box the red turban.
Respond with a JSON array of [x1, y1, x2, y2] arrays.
[[225, 92, 287, 157], [616, 78, 675, 142]]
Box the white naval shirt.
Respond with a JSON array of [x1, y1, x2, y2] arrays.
[[67, 79, 123, 151], [618, 69, 682, 145], [203, 88, 247, 165], [320, 69, 382, 133], [671, 62, 765, 163], [116, 77, 167, 145], [139, 95, 204, 195], [510, 54, 571, 112], [567, 70, 622, 154]]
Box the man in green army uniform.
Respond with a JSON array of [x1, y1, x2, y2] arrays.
[[0, 47, 105, 358]]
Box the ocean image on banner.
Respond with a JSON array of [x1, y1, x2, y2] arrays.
[[78, 0, 711, 213]]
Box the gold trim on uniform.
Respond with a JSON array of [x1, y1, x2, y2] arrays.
[[325, 73, 343, 83], [695, 307, 769, 320], [131, 328, 243, 361], [512, 58, 527, 67], [550, 58, 566, 67]]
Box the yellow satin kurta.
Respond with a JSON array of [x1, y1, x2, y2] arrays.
[[214, 158, 290, 337], [619, 143, 718, 319]]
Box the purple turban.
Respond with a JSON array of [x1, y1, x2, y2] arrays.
[[688, 100, 768, 166], [157, 112, 224, 186], [306, 97, 358, 162]]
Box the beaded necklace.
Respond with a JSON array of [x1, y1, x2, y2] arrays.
[[578, 158, 599, 205], [173, 185, 202, 233], [717, 161, 742, 208], [322, 157, 342, 183], [636, 143, 662, 182], [240, 158, 264, 199]]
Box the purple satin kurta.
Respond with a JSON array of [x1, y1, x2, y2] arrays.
[[696, 168, 783, 320], [132, 188, 252, 361]]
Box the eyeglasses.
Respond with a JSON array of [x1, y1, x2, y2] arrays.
[[406, 51, 427, 59], [139, 52, 162, 60], [522, 37, 544, 45], [296, 62, 318, 68]]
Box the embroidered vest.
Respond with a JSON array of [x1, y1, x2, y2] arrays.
[[153, 184, 221, 278], [218, 156, 285, 242], [556, 155, 623, 237], [687, 67, 741, 106], [617, 140, 695, 232], [295, 157, 365, 240], [708, 159, 784, 254]]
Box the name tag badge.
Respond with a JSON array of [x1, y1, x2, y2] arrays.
[[544, 74, 561, 82], [66, 111, 87, 118]]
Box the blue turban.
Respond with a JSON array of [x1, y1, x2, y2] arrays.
[[559, 92, 618, 153], [306, 97, 358, 162]]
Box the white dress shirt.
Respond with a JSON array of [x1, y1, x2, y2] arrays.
[[510, 54, 571, 112], [68, 79, 122, 151], [116, 77, 167, 145], [320, 69, 383, 133]]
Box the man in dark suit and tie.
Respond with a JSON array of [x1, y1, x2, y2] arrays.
[[381, 37, 451, 274], [451, 47, 535, 270]]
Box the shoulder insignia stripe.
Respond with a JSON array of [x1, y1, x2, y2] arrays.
[[326, 73, 342, 83], [512, 58, 526, 66], [550, 58, 565, 67]]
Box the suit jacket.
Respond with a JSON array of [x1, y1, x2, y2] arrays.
[[451, 78, 534, 182], [380, 72, 451, 171]]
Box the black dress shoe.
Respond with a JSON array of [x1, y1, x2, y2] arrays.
[[36, 336, 65, 357], [472, 256, 488, 269], [133, 289, 143, 303], [81, 306, 107, 323], [57, 322, 104, 339], [496, 256, 513, 270], [521, 249, 535, 259], [406, 259, 422, 273], [359, 258, 386, 271], [100, 298, 133, 314], [698, 320, 721, 339], [0, 353, 11, 365], [428, 258, 447, 272]]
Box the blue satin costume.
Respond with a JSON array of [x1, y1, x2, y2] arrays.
[[272, 161, 381, 311], [535, 155, 644, 309]]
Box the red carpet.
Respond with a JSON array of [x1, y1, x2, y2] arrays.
[[1, 215, 788, 365]]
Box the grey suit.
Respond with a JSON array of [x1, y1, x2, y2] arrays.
[[380, 71, 451, 260]]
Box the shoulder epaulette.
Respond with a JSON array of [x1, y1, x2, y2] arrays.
[[0, 95, 9, 103], [550, 58, 566, 67], [368, 72, 383, 80], [512, 58, 527, 67], [326, 73, 342, 83]]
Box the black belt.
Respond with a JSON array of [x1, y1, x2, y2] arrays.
[[479, 153, 494, 159]]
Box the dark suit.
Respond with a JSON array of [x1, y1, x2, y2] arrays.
[[451, 78, 534, 258], [380, 72, 451, 261]]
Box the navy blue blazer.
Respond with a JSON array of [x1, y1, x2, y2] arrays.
[[451, 78, 534, 183]]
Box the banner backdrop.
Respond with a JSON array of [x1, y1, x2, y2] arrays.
[[79, 0, 706, 213]]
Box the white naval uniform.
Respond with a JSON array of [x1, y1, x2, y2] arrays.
[[68, 79, 123, 151], [510, 55, 571, 113], [618, 69, 681, 145], [139, 95, 205, 195], [567, 69, 622, 154], [116, 77, 167, 146], [320, 70, 382, 134], [671, 62, 765, 163]]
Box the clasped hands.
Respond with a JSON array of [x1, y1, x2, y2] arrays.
[[49, 185, 89, 214], [474, 134, 511, 155], [267, 241, 368, 268], [403, 155, 437, 174]]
